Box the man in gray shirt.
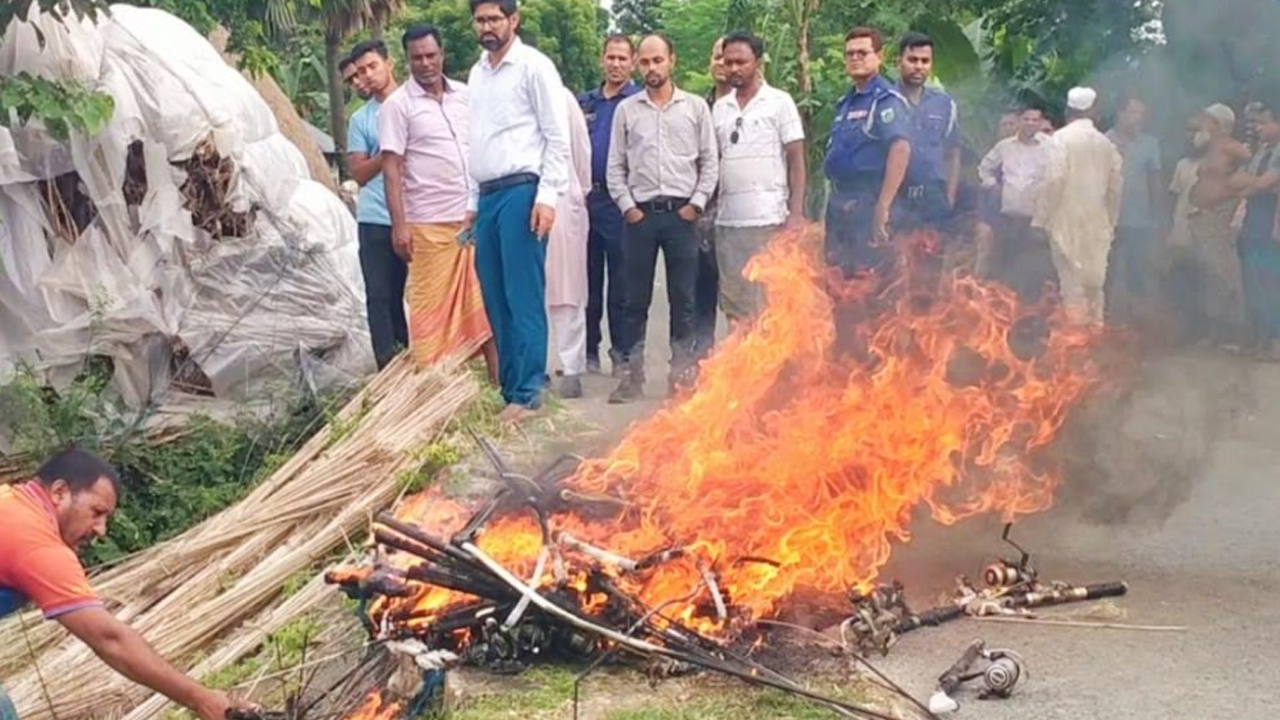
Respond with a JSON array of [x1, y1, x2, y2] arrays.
[[606, 34, 718, 403], [1106, 97, 1164, 324]]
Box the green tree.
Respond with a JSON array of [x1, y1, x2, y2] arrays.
[[613, 0, 662, 34], [521, 0, 603, 91]]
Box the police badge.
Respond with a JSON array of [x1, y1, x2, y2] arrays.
[[880, 107, 896, 124]]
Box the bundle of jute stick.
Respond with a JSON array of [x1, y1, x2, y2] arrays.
[[0, 355, 478, 720]]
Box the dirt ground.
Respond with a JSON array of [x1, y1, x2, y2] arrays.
[[312, 268, 1280, 719]]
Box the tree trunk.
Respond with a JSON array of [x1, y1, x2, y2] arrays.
[[370, 14, 384, 41], [325, 34, 351, 179], [794, 0, 817, 133]]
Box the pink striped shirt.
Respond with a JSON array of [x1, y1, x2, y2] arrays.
[[379, 78, 472, 223]]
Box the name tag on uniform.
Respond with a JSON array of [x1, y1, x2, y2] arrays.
[[848, 110, 868, 121], [584, 112, 597, 123]]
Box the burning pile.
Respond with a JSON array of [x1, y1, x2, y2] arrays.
[[327, 229, 1107, 710]]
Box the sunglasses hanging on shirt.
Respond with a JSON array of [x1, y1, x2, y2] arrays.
[[731, 116, 744, 144]]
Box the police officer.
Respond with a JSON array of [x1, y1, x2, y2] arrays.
[[895, 32, 961, 231], [579, 34, 640, 376], [823, 26, 912, 276]]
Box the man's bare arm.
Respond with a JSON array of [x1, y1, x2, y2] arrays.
[[945, 147, 962, 207], [879, 139, 911, 211], [59, 607, 241, 720], [784, 139, 807, 223], [1231, 169, 1280, 197], [348, 152, 383, 187]]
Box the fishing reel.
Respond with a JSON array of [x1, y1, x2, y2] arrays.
[[979, 649, 1027, 698], [983, 523, 1038, 590], [929, 638, 1029, 714]]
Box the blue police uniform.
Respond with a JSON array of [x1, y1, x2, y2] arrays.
[[899, 85, 961, 228], [823, 74, 911, 275], [579, 81, 640, 367]]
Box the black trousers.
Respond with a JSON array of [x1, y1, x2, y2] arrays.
[[358, 223, 408, 369], [618, 210, 700, 363], [586, 191, 626, 361]]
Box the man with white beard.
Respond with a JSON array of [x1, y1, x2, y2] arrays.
[[1033, 87, 1123, 325]]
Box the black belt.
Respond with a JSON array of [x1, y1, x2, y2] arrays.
[[479, 172, 539, 196], [832, 178, 882, 196], [636, 196, 689, 214], [591, 182, 608, 194]]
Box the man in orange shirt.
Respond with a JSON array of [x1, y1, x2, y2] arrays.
[[0, 449, 252, 720]]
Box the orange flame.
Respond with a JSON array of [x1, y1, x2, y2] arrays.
[[342, 691, 401, 720], [377, 227, 1102, 630]]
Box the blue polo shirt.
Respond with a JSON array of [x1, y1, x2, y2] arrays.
[[579, 81, 640, 187], [823, 74, 911, 191], [900, 85, 959, 187], [348, 99, 390, 226]]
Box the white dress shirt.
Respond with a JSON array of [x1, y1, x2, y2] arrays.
[[713, 82, 805, 227], [978, 133, 1051, 218], [466, 37, 571, 210]]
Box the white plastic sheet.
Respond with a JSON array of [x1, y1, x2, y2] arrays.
[[0, 5, 373, 422]]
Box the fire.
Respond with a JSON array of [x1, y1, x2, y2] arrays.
[[343, 691, 401, 720], [373, 227, 1102, 630]]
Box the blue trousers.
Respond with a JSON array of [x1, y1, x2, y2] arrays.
[[475, 182, 548, 407]]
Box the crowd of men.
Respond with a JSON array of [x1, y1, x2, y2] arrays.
[[336, 1, 1280, 423]]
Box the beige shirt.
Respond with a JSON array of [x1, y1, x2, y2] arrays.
[[606, 87, 719, 214], [978, 133, 1051, 218], [713, 82, 805, 227]]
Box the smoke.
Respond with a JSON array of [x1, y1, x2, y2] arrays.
[[1050, 348, 1254, 526]]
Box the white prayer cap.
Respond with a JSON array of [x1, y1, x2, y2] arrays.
[[1204, 103, 1236, 131], [1066, 87, 1098, 111]]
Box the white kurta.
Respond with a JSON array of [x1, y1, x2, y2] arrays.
[[545, 86, 591, 308], [1034, 118, 1123, 324]]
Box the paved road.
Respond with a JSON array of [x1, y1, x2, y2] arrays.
[[874, 351, 1280, 720], [554, 265, 1279, 719]]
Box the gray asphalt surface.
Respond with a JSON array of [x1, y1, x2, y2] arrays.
[[873, 350, 1280, 720], [556, 264, 1280, 719]]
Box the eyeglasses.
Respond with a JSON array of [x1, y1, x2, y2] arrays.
[[730, 116, 743, 144], [473, 15, 507, 28], [845, 49, 875, 60]]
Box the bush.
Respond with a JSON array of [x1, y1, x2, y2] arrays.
[[0, 359, 352, 566]]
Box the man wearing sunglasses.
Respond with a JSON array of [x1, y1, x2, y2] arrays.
[[711, 31, 806, 325]]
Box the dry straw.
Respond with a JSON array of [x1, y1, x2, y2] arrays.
[[0, 355, 478, 720]]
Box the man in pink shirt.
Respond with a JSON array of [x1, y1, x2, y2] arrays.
[[381, 25, 496, 378]]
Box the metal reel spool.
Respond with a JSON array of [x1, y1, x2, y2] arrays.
[[981, 650, 1027, 698], [983, 562, 1022, 588]]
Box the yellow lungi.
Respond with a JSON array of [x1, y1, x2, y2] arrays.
[[406, 222, 492, 368]]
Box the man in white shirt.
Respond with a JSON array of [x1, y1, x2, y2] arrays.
[[978, 104, 1055, 300], [464, 0, 571, 424], [1033, 87, 1123, 325], [712, 31, 806, 324]]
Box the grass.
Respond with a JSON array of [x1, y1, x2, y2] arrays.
[[602, 688, 878, 720], [444, 665, 886, 720], [447, 665, 580, 719]]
